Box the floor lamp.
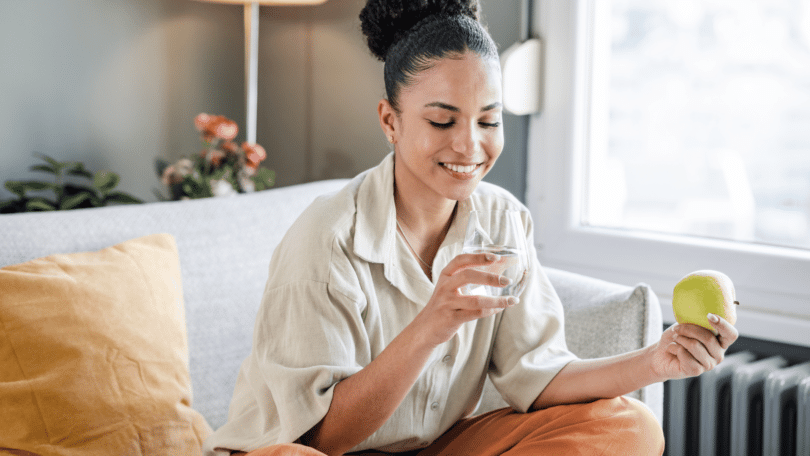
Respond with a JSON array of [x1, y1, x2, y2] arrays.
[[194, 0, 328, 144]]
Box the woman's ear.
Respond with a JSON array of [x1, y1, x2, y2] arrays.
[[378, 99, 397, 144]]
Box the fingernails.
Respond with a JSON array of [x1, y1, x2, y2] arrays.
[[708, 313, 719, 324], [507, 297, 519, 306], [499, 276, 512, 286], [485, 253, 497, 261]]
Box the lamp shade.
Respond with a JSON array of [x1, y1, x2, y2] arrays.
[[194, 0, 327, 4]]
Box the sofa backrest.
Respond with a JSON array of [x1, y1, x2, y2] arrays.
[[1, 178, 663, 428], [0, 179, 352, 430]]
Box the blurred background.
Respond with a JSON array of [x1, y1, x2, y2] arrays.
[[0, 0, 527, 205]]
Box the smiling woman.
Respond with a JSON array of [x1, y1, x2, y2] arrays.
[[202, 1, 669, 455]]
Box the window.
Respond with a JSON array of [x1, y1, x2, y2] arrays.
[[588, 0, 810, 250], [528, 0, 810, 346]]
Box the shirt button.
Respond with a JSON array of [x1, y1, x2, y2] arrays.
[[442, 355, 452, 363], [430, 402, 440, 411]]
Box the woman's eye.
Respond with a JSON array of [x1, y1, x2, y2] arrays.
[[429, 120, 455, 130], [479, 121, 501, 128]]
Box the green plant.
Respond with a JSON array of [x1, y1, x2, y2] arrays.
[[0, 153, 143, 213]]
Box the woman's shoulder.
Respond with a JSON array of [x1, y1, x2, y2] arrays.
[[266, 173, 367, 285]]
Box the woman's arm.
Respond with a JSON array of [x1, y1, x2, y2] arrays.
[[532, 313, 739, 410], [300, 252, 516, 456], [300, 317, 436, 455]]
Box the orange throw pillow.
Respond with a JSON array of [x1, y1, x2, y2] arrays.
[[0, 234, 212, 455]]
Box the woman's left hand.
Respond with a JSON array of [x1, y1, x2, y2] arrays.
[[649, 314, 739, 381]]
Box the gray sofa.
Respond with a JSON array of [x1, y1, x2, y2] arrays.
[[0, 178, 663, 434]]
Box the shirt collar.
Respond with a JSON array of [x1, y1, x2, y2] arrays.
[[354, 152, 397, 265], [353, 152, 474, 267]]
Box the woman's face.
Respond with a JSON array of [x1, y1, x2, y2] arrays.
[[382, 51, 504, 205]]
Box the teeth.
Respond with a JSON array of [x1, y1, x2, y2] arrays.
[[443, 163, 477, 173]]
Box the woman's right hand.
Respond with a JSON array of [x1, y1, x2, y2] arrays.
[[412, 252, 518, 347]]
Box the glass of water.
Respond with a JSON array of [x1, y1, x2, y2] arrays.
[[461, 210, 531, 297]]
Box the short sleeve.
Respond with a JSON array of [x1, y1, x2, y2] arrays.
[[252, 278, 368, 444], [487, 215, 578, 412]]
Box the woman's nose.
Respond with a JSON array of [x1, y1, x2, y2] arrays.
[[452, 123, 479, 155]]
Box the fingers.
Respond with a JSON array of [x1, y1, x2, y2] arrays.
[[455, 295, 518, 320], [434, 263, 517, 313], [708, 313, 739, 349], [674, 324, 723, 363], [442, 251, 499, 277], [668, 341, 709, 377], [430, 252, 520, 326], [672, 331, 718, 372], [452, 267, 512, 290], [672, 319, 740, 375]]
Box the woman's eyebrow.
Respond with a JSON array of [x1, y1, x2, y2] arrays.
[[424, 101, 503, 112]]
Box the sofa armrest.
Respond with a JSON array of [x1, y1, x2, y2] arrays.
[[476, 267, 664, 423]]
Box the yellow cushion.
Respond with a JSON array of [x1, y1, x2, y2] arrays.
[[0, 234, 212, 455]]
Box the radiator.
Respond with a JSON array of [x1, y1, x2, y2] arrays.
[[665, 351, 810, 456]]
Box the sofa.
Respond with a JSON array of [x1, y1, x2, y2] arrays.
[[0, 178, 663, 455]]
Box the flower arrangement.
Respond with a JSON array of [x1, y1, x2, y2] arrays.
[[156, 113, 275, 200]]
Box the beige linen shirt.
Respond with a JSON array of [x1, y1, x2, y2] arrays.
[[204, 153, 578, 455]]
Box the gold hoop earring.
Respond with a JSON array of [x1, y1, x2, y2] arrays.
[[388, 135, 394, 144]]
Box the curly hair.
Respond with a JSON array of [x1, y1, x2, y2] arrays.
[[359, 0, 499, 112]]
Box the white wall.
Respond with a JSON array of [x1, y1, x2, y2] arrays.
[[0, 0, 527, 204]]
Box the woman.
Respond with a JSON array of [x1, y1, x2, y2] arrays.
[[204, 1, 738, 455]]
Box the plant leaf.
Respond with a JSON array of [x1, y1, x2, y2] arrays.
[[60, 192, 92, 210], [36, 153, 60, 168], [30, 164, 58, 175], [4, 181, 27, 197], [20, 181, 53, 192], [103, 191, 143, 205], [35, 153, 67, 175], [182, 181, 196, 197], [63, 183, 98, 197], [93, 171, 119, 193], [252, 168, 275, 191], [210, 168, 228, 181], [25, 199, 56, 211], [67, 163, 94, 180]]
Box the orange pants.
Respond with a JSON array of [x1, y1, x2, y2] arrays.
[[239, 396, 664, 456]]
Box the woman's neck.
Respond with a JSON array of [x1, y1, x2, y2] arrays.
[[393, 171, 456, 239], [393, 170, 457, 277]]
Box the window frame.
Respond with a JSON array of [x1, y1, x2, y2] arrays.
[[526, 0, 810, 347]]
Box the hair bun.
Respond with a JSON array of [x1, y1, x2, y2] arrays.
[[360, 0, 480, 61]]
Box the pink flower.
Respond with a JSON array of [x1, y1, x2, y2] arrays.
[[194, 113, 213, 132], [176, 158, 194, 176], [194, 113, 239, 141], [161, 165, 178, 186], [222, 141, 238, 155], [243, 142, 266, 168], [213, 117, 238, 140]]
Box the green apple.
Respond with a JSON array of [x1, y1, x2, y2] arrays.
[[672, 270, 738, 334]]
